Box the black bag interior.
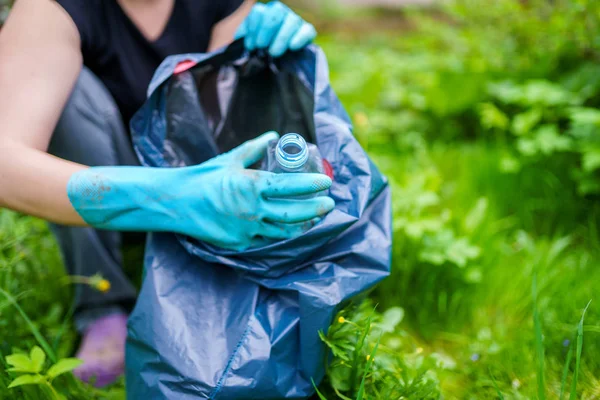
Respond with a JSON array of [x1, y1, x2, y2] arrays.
[[162, 39, 317, 168]]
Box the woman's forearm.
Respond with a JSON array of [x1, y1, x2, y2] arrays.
[[0, 0, 88, 225], [0, 140, 87, 225]]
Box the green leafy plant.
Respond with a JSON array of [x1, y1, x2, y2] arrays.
[[5, 346, 82, 400], [0, 211, 125, 399], [315, 301, 441, 399]]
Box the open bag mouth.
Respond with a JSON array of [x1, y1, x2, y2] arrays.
[[133, 39, 318, 169], [131, 39, 384, 273]]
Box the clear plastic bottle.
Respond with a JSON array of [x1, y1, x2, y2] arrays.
[[265, 133, 324, 174], [262, 133, 326, 200]]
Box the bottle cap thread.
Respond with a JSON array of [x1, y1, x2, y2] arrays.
[[275, 133, 309, 171]]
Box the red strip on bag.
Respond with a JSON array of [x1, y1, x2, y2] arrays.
[[174, 60, 198, 74]]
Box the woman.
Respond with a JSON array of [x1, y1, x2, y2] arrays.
[[0, 0, 334, 386]]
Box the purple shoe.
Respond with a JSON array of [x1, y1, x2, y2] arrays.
[[73, 313, 128, 387]]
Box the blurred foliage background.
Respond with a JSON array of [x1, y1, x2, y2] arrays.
[[1, 0, 600, 399]]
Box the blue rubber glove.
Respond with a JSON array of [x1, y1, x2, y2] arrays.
[[234, 1, 317, 58], [67, 132, 334, 251]]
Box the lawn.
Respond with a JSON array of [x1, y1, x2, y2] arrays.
[[1, 0, 600, 399]]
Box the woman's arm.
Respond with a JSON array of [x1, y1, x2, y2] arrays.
[[0, 0, 333, 249], [0, 0, 87, 225], [207, 0, 254, 52]]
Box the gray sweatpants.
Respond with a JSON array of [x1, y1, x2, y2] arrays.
[[48, 67, 142, 331]]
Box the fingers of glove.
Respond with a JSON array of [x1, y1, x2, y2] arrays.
[[257, 218, 321, 240], [244, 3, 266, 50], [261, 173, 332, 198], [268, 12, 303, 57], [263, 196, 335, 223], [289, 22, 317, 51], [254, 2, 289, 49], [226, 131, 279, 167]]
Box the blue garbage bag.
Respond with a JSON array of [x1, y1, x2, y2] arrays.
[[126, 39, 392, 399]]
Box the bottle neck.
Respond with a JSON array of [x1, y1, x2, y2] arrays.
[[276, 133, 309, 171]]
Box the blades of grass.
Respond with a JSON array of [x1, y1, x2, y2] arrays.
[[560, 343, 573, 400], [333, 387, 355, 400], [52, 301, 76, 353], [488, 368, 504, 400], [350, 315, 373, 395], [532, 272, 545, 400], [356, 335, 381, 400], [570, 300, 592, 400], [0, 290, 32, 312], [0, 288, 57, 362], [311, 378, 329, 400]]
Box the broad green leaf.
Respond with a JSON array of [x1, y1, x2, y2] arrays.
[[46, 358, 83, 380], [535, 125, 572, 155], [430, 352, 457, 370], [402, 217, 445, 240], [517, 138, 538, 156], [415, 192, 440, 209], [7, 374, 45, 389], [5, 353, 36, 373], [569, 107, 600, 126], [464, 197, 489, 233], [479, 102, 509, 131], [517, 125, 572, 156], [488, 80, 523, 104], [490, 80, 580, 107], [512, 108, 543, 136], [465, 267, 483, 284], [499, 155, 521, 173], [521, 80, 580, 107], [379, 307, 405, 333], [546, 236, 572, 266], [582, 148, 600, 172], [577, 175, 600, 195], [447, 238, 481, 268], [419, 249, 446, 265], [30, 346, 45, 373]]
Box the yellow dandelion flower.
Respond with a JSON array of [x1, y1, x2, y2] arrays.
[[366, 354, 373, 361], [96, 279, 111, 293], [354, 112, 369, 129], [338, 316, 346, 324]]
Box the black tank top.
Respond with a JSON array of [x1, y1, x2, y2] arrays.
[[56, 0, 243, 125]]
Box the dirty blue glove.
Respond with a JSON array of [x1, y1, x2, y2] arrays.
[[235, 1, 317, 58], [67, 132, 334, 251]]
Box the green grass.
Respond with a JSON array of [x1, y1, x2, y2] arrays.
[[312, 3, 600, 394], [359, 141, 600, 399], [2, 1, 600, 398]]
